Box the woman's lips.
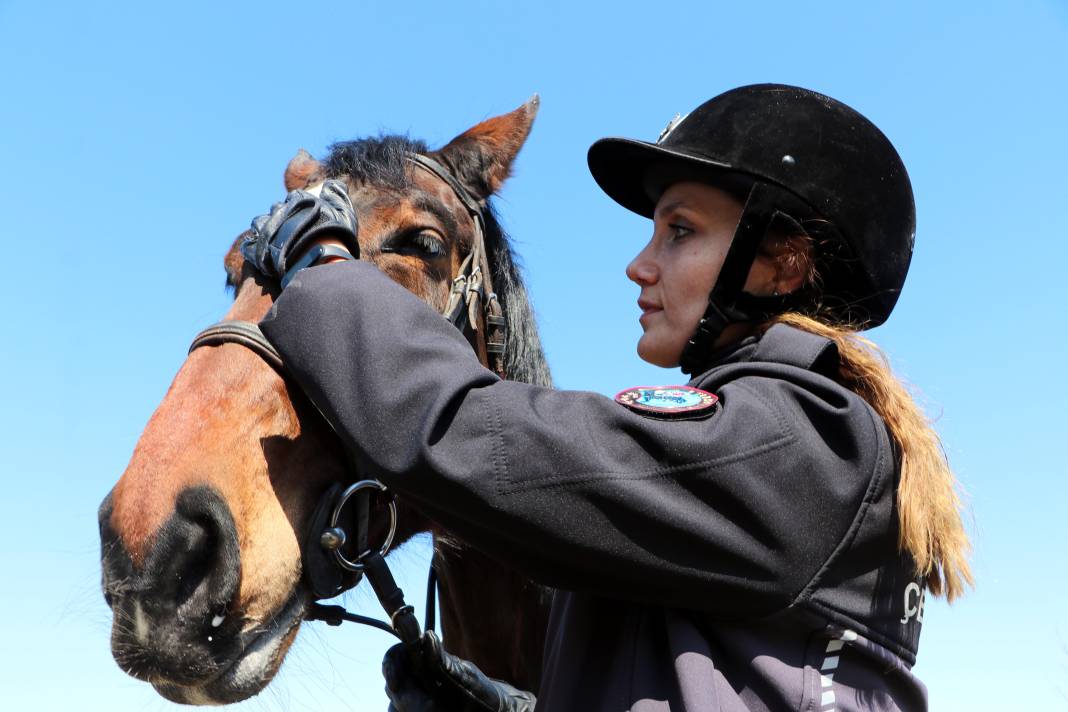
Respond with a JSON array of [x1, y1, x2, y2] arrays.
[[638, 298, 661, 312], [638, 299, 662, 324]]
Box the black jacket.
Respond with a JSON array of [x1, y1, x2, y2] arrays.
[[261, 261, 928, 711]]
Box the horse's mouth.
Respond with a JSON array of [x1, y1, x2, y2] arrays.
[[153, 591, 306, 705]]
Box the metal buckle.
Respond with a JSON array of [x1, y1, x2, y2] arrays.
[[319, 480, 398, 572]]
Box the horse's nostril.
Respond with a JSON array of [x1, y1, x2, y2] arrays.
[[141, 486, 241, 619]]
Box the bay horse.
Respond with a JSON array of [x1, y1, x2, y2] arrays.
[[98, 99, 552, 705]]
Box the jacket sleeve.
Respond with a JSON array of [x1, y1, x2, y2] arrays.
[[260, 260, 885, 616]]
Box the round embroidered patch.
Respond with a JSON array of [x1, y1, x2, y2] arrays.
[[614, 385, 719, 418]]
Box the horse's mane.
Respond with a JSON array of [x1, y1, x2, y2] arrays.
[[480, 203, 553, 387], [324, 135, 553, 388]]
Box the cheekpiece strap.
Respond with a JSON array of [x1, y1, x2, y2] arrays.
[[406, 153, 507, 377]]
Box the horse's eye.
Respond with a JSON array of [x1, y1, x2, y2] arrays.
[[383, 230, 447, 258]]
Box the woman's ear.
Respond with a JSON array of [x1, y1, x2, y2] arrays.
[[773, 254, 810, 294], [749, 232, 815, 296], [432, 95, 539, 200], [774, 232, 816, 294]]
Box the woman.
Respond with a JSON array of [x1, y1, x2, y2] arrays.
[[250, 84, 971, 711]]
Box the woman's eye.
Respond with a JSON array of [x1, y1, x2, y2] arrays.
[[384, 230, 447, 257], [668, 224, 693, 241]]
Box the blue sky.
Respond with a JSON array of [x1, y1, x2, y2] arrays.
[[1, 1, 1066, 709]]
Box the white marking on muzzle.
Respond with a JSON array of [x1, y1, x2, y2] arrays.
[[133, 600, 150, 644]]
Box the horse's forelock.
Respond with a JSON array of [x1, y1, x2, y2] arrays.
[[323, 134, 429, 189]]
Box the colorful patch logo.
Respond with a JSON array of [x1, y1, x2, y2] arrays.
[[614, 385, 719, 419]]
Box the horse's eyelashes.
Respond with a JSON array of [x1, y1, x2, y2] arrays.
[[413, 231, 447, 256], [382, 230, 447, 258]]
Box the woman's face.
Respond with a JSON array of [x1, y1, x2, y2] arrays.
[[626, 181, 755, 368]]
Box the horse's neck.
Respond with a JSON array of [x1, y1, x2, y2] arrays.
[[432, 538, 551, 692]]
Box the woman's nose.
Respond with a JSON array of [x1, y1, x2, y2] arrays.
[[626, 242, 659, 286]]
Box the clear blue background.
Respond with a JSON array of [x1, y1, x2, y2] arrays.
[[1, 1, 1065, 709]]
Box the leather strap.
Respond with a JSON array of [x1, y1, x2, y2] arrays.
[[189, 321, 283, 374]]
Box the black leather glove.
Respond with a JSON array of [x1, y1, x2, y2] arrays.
[[382, 631, 537, 712], [240, 179, 359, 287]]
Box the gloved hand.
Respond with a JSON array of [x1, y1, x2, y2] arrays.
[[240, 179, 359, 286], [382, 631, 537, 712]]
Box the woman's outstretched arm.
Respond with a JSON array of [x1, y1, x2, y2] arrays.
[[261, 260, 891, 618]]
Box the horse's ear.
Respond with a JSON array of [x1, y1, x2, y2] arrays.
[[434, 95, 539, 200], [284, 149, 323, 191], [224, 231, 249, 289]]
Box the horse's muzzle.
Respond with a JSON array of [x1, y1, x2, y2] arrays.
[[98, 485, 244, 686]]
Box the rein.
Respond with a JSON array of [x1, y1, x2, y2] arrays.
[[187, 153, 506, 644]]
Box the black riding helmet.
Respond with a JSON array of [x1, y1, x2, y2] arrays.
[[587, 83, 915, 374]]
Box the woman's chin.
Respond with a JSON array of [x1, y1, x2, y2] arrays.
[[636, 335, 682, 370]]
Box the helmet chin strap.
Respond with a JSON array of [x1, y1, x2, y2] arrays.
[[679, 182, 804, 376]]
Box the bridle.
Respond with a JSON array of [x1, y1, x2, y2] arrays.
[[187, 153, 506, 644]]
